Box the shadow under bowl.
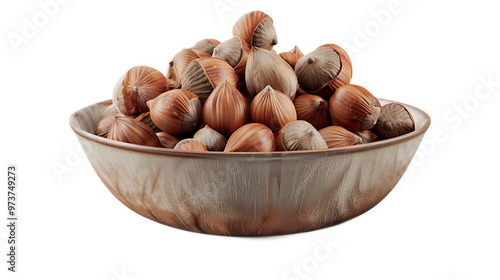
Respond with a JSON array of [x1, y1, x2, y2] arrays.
[[70, 99, 430, 236]]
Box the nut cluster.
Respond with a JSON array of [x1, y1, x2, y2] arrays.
[[95, 10, 416, 152]]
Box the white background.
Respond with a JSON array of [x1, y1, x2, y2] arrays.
[[1, 0, 499, 279]]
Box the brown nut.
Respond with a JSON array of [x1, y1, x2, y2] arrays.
[[224, 123, 276, 152], [274, 127, 286, 151], [166, 49, 201, 90], [232, 10, 278, 50], [106, 116, 161, 147], [356, 130, 378, 143], [250, 85, 297, 133], [213, 37, 250, 79], [280, 120, 328, 151], [112, 66, 169, 115], [147, 89, 202, 135], [329, 84, 381, 132], [295, 44, 352, 100], [95, 116, 114, 138], [189, 38, 220, 56], [279, 46, 304, 68], [156, 132, 180, 149], [174, 139, 208, 151], [245, 47, 298, 100], [370, 103, 415, 140], [193, 125, 227, 151], [319, 126, 363, 149], [294, 93, 332, 131], [202, 80, 249, 137], [181, 57, 238, 104], [135, 112, 162, 133], [101, 104, 123, 119]]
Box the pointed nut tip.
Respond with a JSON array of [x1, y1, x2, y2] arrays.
[[384, 121, 394, 131], [314, 99, 324, 106]]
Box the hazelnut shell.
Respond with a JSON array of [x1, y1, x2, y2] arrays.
[[245, 47, 298, 100], [329, 84, 381, 132], [174, 139, 208, 151], [279, 46, 304, 68], [370, 103, 415, 140], [156, 132, 180, 149], [280, 120, 328, 151], [202, 80, 249, 137], [250, 85, 297, 133], [135, 112, 162, 133], [224, 123, 276, 152], [166, 49, 200, 89], [294, 93, 332, 131], [190, 38, 221, 56], [147, 89, 202, 135], [295, 44, 352, 100], [319, 126, 363, 149], [213, 37, 250, 79], [193, 125, 227, 151], [181, 57, 238, 104], [112, 66, 169, 115], [232, 11, 278, 50], [107, 116, 161, 147]]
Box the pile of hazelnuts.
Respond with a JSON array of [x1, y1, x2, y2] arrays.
[[94, 11, 415, 152]]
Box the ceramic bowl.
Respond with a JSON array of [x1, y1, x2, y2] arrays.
[[69, 99, 430, 236]]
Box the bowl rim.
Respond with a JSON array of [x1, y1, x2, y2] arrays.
[[69, 98, 431, 158]]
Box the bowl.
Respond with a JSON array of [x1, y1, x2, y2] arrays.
[[69, 99, 430, 236]]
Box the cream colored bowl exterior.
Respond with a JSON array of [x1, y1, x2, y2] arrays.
[[70, 99, 430, 236]]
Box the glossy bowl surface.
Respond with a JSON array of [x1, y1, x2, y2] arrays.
[[70, 99, 430, 236]]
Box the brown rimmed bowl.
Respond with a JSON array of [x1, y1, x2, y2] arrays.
[[69, 99, 430, 236]]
